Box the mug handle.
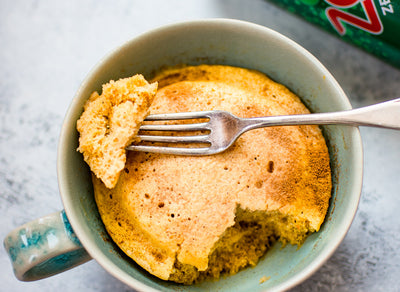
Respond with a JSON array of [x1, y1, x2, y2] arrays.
[[3, 210, 92, 281]]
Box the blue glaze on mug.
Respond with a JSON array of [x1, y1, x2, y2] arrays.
[[3, 211, 91, 281], [61, 210, 82, 246]]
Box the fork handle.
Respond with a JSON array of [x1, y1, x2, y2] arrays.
[[242, 98, 400, 131]]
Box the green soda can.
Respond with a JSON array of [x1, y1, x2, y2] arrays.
[[268, 0, 400, 68]]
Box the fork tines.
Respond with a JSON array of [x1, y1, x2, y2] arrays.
[[126, 111, 213, 155]]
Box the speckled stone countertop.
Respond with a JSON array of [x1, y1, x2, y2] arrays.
[[1, 1, 400, 291]]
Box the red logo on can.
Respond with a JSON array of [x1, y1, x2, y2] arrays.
[[325, 0, 383, 35]]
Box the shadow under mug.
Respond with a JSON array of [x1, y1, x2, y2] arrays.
[[4, 19, 363, 292]]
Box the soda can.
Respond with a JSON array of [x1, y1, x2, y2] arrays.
[[268, 0, 400, 68]]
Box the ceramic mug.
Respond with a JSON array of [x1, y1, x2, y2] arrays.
[[4, 19, 363, 291]]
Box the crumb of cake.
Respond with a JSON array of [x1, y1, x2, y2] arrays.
[[77, 75, 157, 188], [259, 276, 271, 284]]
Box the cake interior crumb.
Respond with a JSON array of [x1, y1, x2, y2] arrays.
[[168, 207, 313, 284]]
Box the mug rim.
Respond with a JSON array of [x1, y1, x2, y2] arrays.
[[57, 18, 363, 291]]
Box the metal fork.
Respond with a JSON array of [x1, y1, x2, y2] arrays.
[[126, 98, 400, 155]]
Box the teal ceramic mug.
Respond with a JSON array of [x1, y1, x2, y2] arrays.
[[4, 19, 363, 291]]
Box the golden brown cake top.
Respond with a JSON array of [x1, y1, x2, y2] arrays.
[[93, 65, 332, 280]]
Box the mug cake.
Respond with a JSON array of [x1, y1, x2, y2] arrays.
[[77, 64, 332, 284]]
